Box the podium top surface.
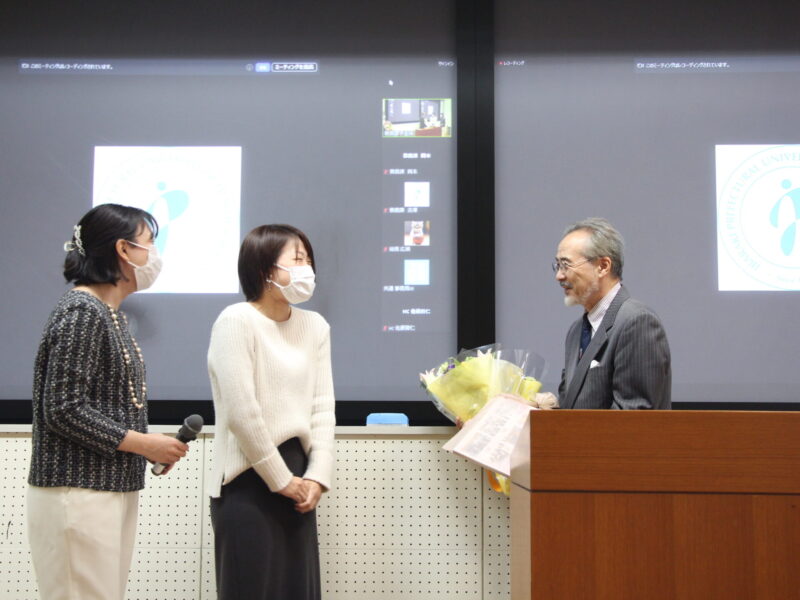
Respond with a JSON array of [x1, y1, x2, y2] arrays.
[[512, 410, 800, 494]]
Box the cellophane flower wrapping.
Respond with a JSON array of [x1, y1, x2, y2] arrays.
[[421, 345, 551, 495], [419, 344, 548, 424]]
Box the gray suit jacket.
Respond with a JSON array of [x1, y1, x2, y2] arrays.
[[558, 286, 671, 410]]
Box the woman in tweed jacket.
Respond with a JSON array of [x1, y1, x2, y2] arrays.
[[27, 204, 188, 600]]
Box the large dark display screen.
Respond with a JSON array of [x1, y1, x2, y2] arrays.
[[494, 3, 800, 403], [0, 2, 456, 404]]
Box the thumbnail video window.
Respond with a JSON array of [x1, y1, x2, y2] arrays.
[[404, 220, 431, 246], [404, 181, 430, 207], [382, 98, 453, 138], [404, 259, 431, 286]]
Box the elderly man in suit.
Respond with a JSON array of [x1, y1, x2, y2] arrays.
[[555, 218, 671, 410]]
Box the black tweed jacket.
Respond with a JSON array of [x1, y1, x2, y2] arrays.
[[28, 290, 148, 492]]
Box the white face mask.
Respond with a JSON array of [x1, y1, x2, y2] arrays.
[[126, 241, 163, 291], [268, 264, 315, 304]]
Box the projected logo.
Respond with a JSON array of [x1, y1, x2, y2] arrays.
[[716, 144, 800, 291], [770, 180, 800, 256], [93, 146, 242, 294], [150, 181, 189, 257]]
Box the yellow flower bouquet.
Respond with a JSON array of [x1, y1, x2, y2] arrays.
[[419, 345, 547, 423], [420, 345, 551, 494]]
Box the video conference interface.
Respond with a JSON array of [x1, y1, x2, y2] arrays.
[[0, 57, 456, 401]]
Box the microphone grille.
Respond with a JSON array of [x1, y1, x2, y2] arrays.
[[184, 414, 204, 434]]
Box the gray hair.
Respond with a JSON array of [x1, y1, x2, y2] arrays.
[[564, 217, 624, 278]]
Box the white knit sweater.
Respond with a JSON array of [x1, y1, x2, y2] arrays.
[[207, 302, 336, 497]]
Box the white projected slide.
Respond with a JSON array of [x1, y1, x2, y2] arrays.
[[93, 146, 242, 294], [716, 144, 800, 291]]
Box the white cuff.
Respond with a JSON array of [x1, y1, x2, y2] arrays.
[[252, 451, 293, 492]]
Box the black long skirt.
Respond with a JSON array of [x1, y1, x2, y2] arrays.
[[210, 438, 321, 600]]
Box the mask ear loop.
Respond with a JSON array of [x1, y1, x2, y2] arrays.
[[123, 240, 143, 269], [265, 265, 279, 291], [267, 278, 289, 290], [267, 263, 292, 290], [119, 240, 146, 286]]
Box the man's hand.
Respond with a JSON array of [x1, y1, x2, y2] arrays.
[[533, 392, 558, 409]]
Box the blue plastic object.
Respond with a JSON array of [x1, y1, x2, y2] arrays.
[[365, 412, 409, 425]]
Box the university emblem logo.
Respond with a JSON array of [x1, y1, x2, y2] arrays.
[[716, 145, 800, 291]]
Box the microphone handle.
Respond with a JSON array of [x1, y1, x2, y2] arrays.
[[175, 431, 194, 444], [151, 462, 169, 476], [150, 431, 196, 475]]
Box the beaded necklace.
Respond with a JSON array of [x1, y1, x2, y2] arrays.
[[107, 304, 146, 409]]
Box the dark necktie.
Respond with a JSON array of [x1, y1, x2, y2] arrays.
[[579, 312, 592, 361]]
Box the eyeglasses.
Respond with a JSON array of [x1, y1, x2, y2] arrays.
[[127, 240, 154, 252], [551, 257, 593, 273]]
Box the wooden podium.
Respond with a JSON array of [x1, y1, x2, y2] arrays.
[[510, 410, 800, 600]]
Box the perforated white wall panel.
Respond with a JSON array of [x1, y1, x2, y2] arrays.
[[0, 434, 37, 600], [0, 427, 510, 600], [483, 481, 511, 599], [318, 433, 484, 599]]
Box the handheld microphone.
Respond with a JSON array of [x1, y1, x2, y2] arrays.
[[151, 414, 204, 475]]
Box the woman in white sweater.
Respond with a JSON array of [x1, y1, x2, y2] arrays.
[[208, 224, 335, 600]]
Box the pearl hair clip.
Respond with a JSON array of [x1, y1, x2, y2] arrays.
[[63, 225, 85, 256]]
